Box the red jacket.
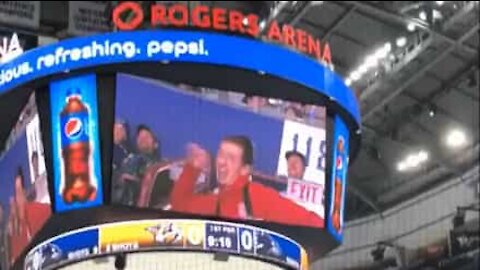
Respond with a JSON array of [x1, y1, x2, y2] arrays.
[[9, 202, 51, 263], [170, 164, 324, 228]]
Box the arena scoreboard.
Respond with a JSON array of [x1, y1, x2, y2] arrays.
[[0, 26, 360, 270]]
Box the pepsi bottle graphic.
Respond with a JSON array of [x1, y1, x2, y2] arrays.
[[332, 176, 342, 232], [332, 137, 345, 233], [60, 88, 97, 204]]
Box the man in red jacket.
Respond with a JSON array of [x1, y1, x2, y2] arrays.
[[170, 136, 324, 228], [9, 167, 51, 264]]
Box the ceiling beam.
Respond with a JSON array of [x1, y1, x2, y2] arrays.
[[425, 71, 480, 102], [452, 87, 480, 102], [300, 18, 369, 49], [405, 120, 464, 175], [401, 92, 468, 125], [372, 61, 479, 135], [360, 125, 459, 194], [360, 88, 477, 201], [364, 127, 464, 206], [398, 2, 424, 14], [359, 32, 435, 102], [290, 1, 316, 27], [378, 146, 479, 204], [355, 1, 475, 102], [259, 1, 290, 36], [362, 23, 479, 121], [441, 1, 479, 33], [363, 122, 460, 177], [348, 182, 383, 215], [333, 1, 413, 34], [345, 1, 479, 54], [364, 108, 480, 205], [321, 6, 357, 41]]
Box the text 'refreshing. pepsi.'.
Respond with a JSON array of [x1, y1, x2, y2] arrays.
[[50, 74, 103, 212]]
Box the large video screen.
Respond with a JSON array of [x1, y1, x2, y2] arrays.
[[112, 74, 327, 228], [0, 93, 51, 269]]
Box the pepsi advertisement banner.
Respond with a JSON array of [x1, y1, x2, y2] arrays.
[[25, 219, 306, 270], [0, 30, 360, 127], [112, 74, 327, 228], [49, 74, 103, 212], [327, 116, 350, 242], [0, 93, 51, 269]]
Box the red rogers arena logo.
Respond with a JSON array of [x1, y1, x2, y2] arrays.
[[112, 1, 332, 67]]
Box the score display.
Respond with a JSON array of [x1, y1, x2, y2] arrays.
[[239, 227, 255, 255], [206, 223, 238, 252], [25, 219, 307, 270]]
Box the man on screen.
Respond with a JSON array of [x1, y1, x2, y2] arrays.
[[116, 124, 161, 206], [170, 136, 324, 228], [9, 167, 50, 263], [112, 119, 132, 170], [285, 151, 307, 180]]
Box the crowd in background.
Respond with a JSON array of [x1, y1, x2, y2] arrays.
[[183, 85, 327, 128]]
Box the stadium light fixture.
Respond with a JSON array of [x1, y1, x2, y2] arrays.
[[419, 11, 427, 21], [396, 37, 407, 47], [446, 129, 467, 148], [397, 150, 429, 172], [407, 23, 416, 32]]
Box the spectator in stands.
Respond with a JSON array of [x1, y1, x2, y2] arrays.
[[243, 95, 267, 113], [112, 119, 132, 205], [285, 151, 307, 180], [9, 167, 50, 263], [303, 104, 327, 127], [115, 124, 161, 206], [112, 119, 132, 170], [284, 102, 305, 120]]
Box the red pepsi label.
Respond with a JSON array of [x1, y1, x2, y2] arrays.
[[336, 156, 343, 170], [61, 111, 89, 147]]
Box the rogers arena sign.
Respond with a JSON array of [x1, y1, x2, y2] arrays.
[[0, 33, 24, 64], [112, 1, 333, 68]]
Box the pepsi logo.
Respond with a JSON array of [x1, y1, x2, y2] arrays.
[[65, 118, 83, 138], [336, 156, 343, 170]]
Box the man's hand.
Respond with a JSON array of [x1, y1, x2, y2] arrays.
[[186, 143, 211, 173]]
